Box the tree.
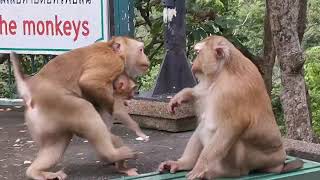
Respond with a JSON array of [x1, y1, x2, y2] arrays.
[[135, 0, 277, 94], [268, 0, 316, 142]]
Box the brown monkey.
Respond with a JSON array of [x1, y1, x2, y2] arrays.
[[10, 37, 149, 180], [159, 36, 303, 180], [112, 73, 149, 141]]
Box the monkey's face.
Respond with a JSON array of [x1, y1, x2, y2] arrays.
[[111, 37, 150, 78], [114, 75, 137, 99], [192, 36, 229, 80], [126, 39, 150, 77]]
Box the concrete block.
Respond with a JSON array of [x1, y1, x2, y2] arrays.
[[284, 138, 320, 162], [125, 99, 197, 132]]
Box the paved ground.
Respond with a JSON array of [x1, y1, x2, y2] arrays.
[[0, 108, 193, 180]]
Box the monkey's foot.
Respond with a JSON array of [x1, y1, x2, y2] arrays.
[[187, 163, 210, 180], [118, 168, 139, 176], [115, 160, 139, 176], [42, 170, 67, 180], [187, 170, 206, 180]]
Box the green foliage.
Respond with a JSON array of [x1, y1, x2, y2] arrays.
[[303, 0, 320, 49], [271, 65, 286, 134], [137, 64, 160, 91], [0, 55, 50, 98], [0, 63, 12, 98], [305, 47, 320, 135], [135, 0, 267, 90], [231, 0, 265, 54]]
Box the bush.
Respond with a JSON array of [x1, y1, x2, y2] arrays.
[[271, 64, 286, 134], [305, 46, 320, 135], [138, 64, 160, 91]]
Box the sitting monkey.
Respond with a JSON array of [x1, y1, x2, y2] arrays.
[[159, 35, 303, 180]]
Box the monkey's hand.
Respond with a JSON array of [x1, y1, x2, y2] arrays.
[[123, 100, 130, 106], [158, 160, 180, 174], [168, 96, 184, 114], [168, 88, 194, 114], [112, 146, 138, 162]]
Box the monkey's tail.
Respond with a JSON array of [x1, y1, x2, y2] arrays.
[[10, 52, 32, 106], [281, 158, 304, 173]]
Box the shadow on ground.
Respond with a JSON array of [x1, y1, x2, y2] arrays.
[[0, 109, 193, 180]]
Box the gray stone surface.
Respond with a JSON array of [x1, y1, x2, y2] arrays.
[[284, 138, 320, 162], [1, 108, 320, 180], [0, 109, 192, 180]]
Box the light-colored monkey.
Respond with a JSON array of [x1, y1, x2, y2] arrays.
[[112, 73, 149, 141], [159, 36, 303, 180], [10, 36, 150, 180]]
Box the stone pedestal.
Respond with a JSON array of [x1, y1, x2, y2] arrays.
[[284, 138, 320, 162], [125, 99, 197, 132]]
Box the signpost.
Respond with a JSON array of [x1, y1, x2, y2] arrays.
[[0, 0, 110, 55]]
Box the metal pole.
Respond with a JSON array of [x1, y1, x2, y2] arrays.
[[139, 0, 196, 100]]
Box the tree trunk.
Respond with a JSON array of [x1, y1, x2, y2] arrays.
[[268, 0, 315, 142], [297, 0, 307, 43], [296, 0, 315, 139], [262, 0, 276, 96]]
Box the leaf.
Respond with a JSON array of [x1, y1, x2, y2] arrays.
[[192, 28, 202, 42]]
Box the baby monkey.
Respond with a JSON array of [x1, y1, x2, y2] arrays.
[[112, 73, 149, 141]]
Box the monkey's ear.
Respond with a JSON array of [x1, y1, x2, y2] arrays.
[[112, 42, 121, 53], [214, 45, 230, 60], [194, 42, 205, 53]]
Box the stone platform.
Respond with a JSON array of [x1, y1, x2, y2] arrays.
[[126, 99, 197, 132]]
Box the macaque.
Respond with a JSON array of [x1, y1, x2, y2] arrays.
[[112, 73, 149, 141], [159, 36, 303, 180], [10, 36, 150, 180]]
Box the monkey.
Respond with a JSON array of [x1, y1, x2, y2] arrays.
[[112, 73, 149, 141], [10, 36, 150, 180], [158, 35, 303, 180]]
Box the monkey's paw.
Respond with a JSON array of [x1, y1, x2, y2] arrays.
[[119, 168, 139, 176], [43, 170, 67, 180], [158, 160, 180, 173], [168, 97, 183, 114], [187, 163, 211, 180]]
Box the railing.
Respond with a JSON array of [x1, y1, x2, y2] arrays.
[[0, 55, 55, 105]]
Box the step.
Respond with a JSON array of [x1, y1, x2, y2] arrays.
[[113, 156, 320, 180]]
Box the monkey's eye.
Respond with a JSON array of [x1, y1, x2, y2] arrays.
[[139, 48, 144, 53]]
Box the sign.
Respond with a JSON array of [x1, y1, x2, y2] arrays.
[[0, 0, 109, 55]]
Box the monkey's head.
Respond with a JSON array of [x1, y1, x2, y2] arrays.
[[192, 36, 231, 80], [113, 74, 137, 99], [111, 36, 150, 78]]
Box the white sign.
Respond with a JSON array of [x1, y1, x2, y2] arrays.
[[0, 0, 109, 54]]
